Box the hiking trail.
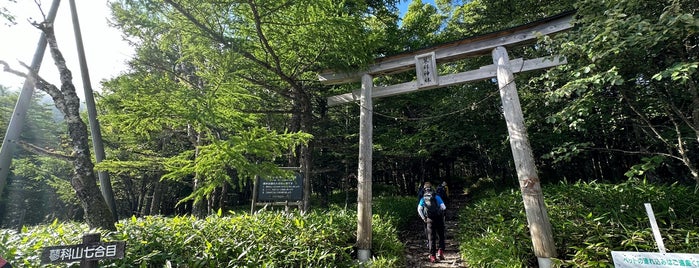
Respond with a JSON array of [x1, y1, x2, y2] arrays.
[[403, 191, 469, 267]]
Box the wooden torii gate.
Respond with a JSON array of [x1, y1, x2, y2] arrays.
[[318, 11, 574, 267]]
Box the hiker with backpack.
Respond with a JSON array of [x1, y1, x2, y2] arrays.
[[436, 181, 449, 205], [417, 185, 447, 263], [417, 181, 432, 200]]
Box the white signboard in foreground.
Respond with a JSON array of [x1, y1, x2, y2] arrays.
[[612, 251, 699, 268]]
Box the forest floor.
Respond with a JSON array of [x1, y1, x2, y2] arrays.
[[402, 190, 469, 267]]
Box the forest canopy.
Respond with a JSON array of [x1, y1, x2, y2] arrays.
[[0, 0, 696, 227]]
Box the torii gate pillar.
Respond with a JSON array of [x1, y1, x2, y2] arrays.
[[493, 46, 556, 266], [357, 73, 373, 261]]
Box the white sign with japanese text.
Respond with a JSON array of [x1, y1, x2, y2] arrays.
[[41, 241, 125, 264], [612, 251, 699, 268]]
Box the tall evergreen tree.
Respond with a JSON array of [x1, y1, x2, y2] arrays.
[[100, 0, 391, 215]]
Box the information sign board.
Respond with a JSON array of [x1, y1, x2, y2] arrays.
[[41, 241, 125, 264], [257, 172, 303, 202], [612, 251, 699, 268]]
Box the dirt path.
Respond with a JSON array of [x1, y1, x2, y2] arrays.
[[403, 192, 469, 267]]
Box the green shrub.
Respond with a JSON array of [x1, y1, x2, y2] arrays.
[[458, 179, 699, 268], [372, 196, 418, 231], [0, 207, 404, 267], [458, 188, 533, 267], [548, 180, 699, 267], [372, 184, 400, 197], [0, 221, 92, 267]]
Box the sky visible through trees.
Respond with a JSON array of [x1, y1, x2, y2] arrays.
[[0, 0, 131, 98]]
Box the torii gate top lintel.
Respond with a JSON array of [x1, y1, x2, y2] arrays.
[[318, 11, 574, 91]]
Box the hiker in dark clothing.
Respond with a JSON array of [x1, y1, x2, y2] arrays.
[[436, 181, 450, 220], [417, 181, 432, 200], [436, 181, 449, 205], [416, 181, 433, 248], [417, 186, 447, 263]]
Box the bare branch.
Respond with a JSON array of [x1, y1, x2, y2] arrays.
[[621, 92, 673, 150], [0, 60, 64, 113], [1, 58, 60, 99], [0, 60, 31, 79], [33, 0, 46, 20], [583, 146, 682, 162], [246, 0, 282, 73], [13, 139, 75, 162]]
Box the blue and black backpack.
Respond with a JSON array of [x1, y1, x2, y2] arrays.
[[422, 190, 442, 219]]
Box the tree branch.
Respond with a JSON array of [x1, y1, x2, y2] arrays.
[[0, 60, 31, 79], [583, 146, 682, 162], [621, 92, 674, 151], [246, 0, 282, 74], [162, 0, 302, 95], [0, 59, 68, 116], [13, 140, 75, 162]]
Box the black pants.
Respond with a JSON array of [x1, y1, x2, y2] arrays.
[[425, 217, 446, 256]]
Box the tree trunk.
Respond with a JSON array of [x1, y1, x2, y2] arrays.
[[122, 177, 137, 216], [688, 80, 699, 184], [34, 23, 115, 230], [150, 181, 162, 215], [188, 125, 207, 217], [142, 184, 153, 216], [138, 179, 149, 216], [288, 84, 314, 212], [219, 183, 228, 211], [689, 77, 699, 144]]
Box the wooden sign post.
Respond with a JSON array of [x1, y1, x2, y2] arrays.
[[40, 233, 125, 267]]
